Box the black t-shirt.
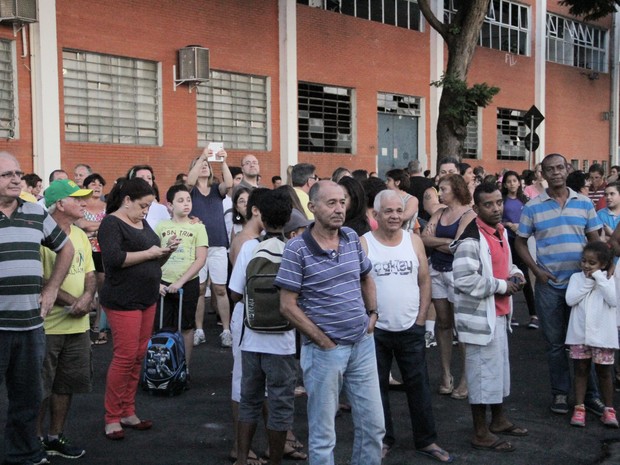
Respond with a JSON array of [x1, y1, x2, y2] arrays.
[[98, 215, 162, 310], [406, 176, 435, 221]]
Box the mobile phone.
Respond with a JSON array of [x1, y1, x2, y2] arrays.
[[207, 142, 224, 162]]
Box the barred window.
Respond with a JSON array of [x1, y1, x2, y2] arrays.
[[463, 112, 479, 159], [0, 39, 17, 139], [445, 0, 530, 56], [298, 0, 421, 31], [63, 50, 160, 145], [377, 92, 421, 116], [546, 13, 607, 72], [197, 71, 269, 150], [497, 108, 526, 160], [299, 82, 353, 153]]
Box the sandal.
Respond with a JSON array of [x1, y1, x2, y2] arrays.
[[94, 332, 108, 345]]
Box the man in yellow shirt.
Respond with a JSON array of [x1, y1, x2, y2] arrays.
[[37, 179, 94, 460], [291, 163, 318, 220]]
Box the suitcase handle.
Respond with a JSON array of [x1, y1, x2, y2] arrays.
[[159, 288, 184, 330]]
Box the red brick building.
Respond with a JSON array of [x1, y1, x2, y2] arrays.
[[0, 0, 615, 189]]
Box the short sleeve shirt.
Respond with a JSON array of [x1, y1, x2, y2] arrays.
[[517, 188, 602, 288], [156, 220, 209, 283], [274, 224, 372, 345], [0, 199, 68, 330]]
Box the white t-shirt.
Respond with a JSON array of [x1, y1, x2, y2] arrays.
[[146, 200, 171, 231], [363, 231, 421, 332], [229, 238, 296, 355]]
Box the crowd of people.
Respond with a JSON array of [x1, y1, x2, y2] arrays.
[[2, 147, 620, 465]]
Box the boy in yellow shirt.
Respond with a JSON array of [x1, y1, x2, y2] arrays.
[[156, 184, 208, 375]]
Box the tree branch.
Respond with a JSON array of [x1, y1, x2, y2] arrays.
[[418, 0, 448, 41]]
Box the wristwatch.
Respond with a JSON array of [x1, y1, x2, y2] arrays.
[[367, 309, 379, 319]]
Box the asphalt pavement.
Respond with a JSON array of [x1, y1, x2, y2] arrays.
[[2, 295, 620, 465]]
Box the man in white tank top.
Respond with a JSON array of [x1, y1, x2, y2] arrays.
[[360, 190, 453, 463]]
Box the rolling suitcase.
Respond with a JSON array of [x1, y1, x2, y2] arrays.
[[141, 289, 188, 396]]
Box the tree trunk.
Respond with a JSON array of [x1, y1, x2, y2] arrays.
[[419, 0, 492, 166]]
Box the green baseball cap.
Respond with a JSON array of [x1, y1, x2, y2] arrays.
[[44, 179, 92, 207]]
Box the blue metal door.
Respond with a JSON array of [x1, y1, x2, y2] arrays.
[[377, 113, 418, 178]]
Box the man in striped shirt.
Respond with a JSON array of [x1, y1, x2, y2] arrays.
[[515, 153, 604, 417], [276, 181, 385, 465], [0, 152, 74, 465]]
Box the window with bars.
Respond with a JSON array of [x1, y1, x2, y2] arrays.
[[463, 113, 479, 159], [299, 82, 353, 153], [197, 71, 269, 150], [546, 13, 607, 72], [497, 108, 526, 160], [62, 50, 160, 145], [377, 92, 421, 116], [0, 40, 17, 139], [445, 0, 530, 56], [297, 0, 421, 31]]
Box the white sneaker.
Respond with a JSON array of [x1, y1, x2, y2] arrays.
[[193, 329, 206, 346], [220, 329, 232, 348]]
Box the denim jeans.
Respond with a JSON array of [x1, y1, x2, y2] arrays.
[[300, 333, 385, 465], [0, 328, 46, 464], [535, 282, 599, 399], [374, 323, 437, 450]]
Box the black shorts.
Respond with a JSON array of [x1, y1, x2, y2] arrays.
[[158, 277, 199, 331]]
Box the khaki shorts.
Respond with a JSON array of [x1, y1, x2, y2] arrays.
[[42, 332, 92, 397]]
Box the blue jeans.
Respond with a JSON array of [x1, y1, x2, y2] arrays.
[[535, 282, 599, 399], [374, 323, 436, 449], [300, 333, 385, 465], [0, 328, 47, 465]]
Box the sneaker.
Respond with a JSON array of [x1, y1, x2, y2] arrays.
[[510, 318, 519, 327], [527, 317, 539, 329], [193, 329, 206, 347], [424, 331, 437, 348], [550, 394, 569, 414], [585, 397, 606, 417], [570, 404, 586, 427], [220, 329, 232, 348], [44, 433, 86, 458], [601, 407, 619, 428], [32, 458, 51, 465]]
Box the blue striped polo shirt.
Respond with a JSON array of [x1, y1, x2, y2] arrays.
[[275, 224, 372, 345], [0, 198, 68, 330], [517, 188, 601, 289]]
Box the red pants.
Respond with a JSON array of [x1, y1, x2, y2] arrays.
[[104, 304, 156, 425]]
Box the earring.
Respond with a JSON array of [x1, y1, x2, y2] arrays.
[[125, 204, 129, 209]]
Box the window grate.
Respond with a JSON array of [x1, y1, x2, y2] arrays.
[[62, 50, 160, 145], [445, 0, 530, 56], [497, 108, 526, 160], [377, 92, 421, 116], [463, 112, 479, 159], [546, 13, 607, 72], [197, 70, 268, 150], [297, 0, 421, 32], [299, 82, 352, 153], [0, 39, 16, 139]]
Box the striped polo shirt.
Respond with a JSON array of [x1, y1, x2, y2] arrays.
[[275, 224, 372, 345], [517, 188, 601, 289], [0, 199, 68, 330]]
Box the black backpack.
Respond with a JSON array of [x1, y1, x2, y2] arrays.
[[244, 235, 293, 333]]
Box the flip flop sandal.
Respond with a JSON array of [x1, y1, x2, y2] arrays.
[[417, 447, 454, 463], [489, 424, 529, 437]]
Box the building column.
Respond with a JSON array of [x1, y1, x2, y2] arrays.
[[278, 0, 298, 179], [428, 1, 443, 171], [534, 0, 546, 166], [610, 12, 620, 166], [29, 0, 61, 185]]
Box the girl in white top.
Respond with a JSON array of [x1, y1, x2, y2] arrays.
[[126, 165, 170, 230], [565, 242, 618, 428]]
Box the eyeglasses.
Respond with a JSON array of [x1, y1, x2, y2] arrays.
[[309, 175, 319, 181], [0, 170, 24, 180]]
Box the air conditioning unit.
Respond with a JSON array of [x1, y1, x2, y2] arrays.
[[0, 0, 37, 23], [178, 46, 209, 82]]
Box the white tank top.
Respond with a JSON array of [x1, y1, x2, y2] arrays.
[[364, 231, 420, 332]]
